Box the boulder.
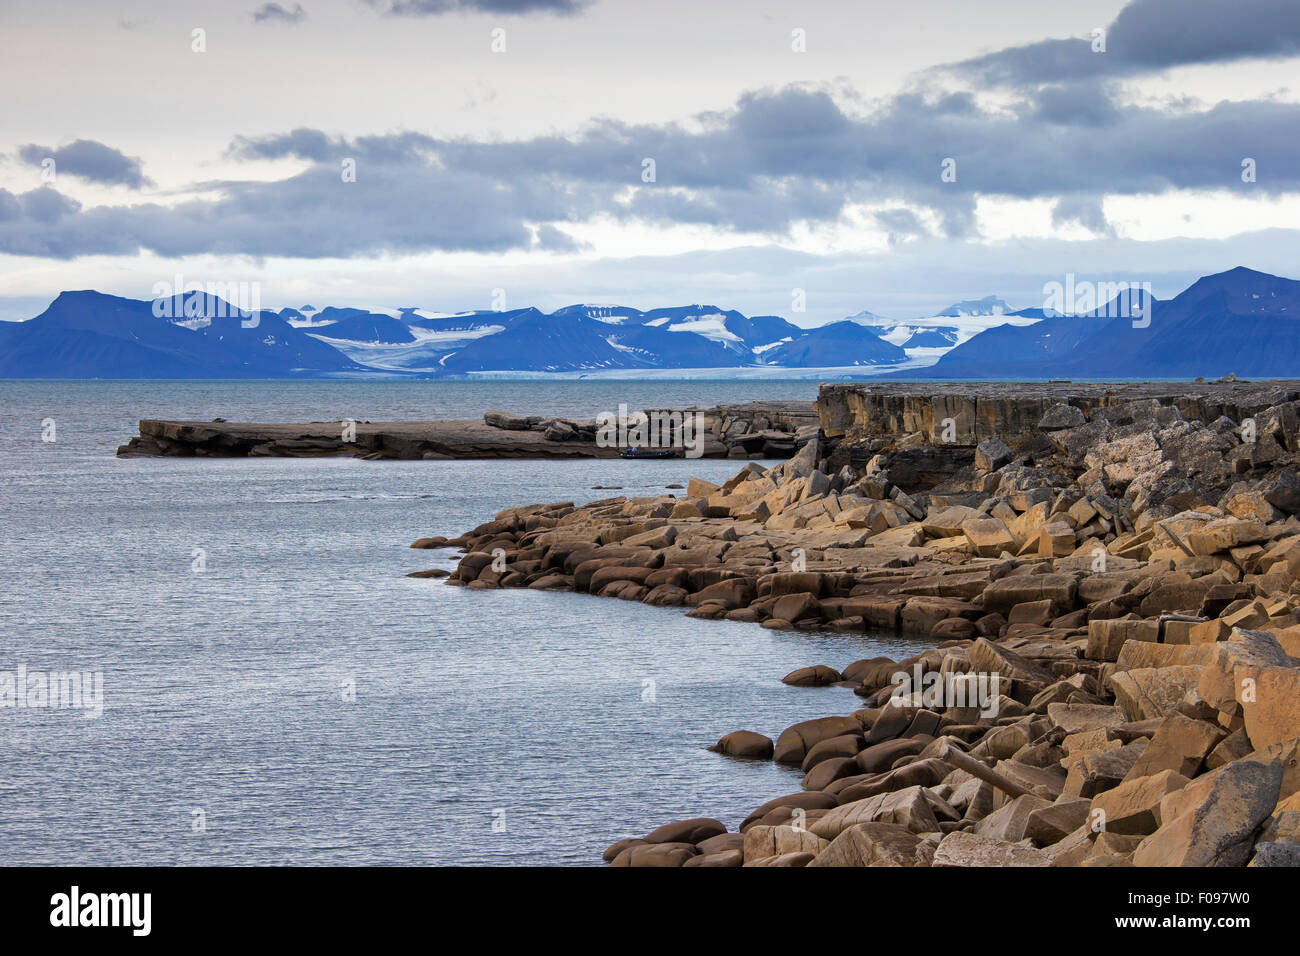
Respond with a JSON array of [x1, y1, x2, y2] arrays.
[[771, 591, 821, 624], [809, 786, 942, 840], [1109, 666, 1204, 722], [682, 849, 743, 867], [1063, 742, 1148, 799], [1133, 759, 1283, 866], [772, 716, 862, 766], [973, 793, 1052, 843], [744, 851, 817, 867], [742, 824, 829, 862], [1039, 404, 1087, 430], [970, 638, 1054, 685], [643, 817, 727, 845], [975, 436, 1012, 471], [981, 573, 1078, 616], [800, 734, 863, 771], [922, 506, 983, 538], [740, 791, 840, 830], [806, 822, 929, 867], [1123, 714, 1225, 781], [1090, 770, 1190, 835], [1196, 628, 1294, 715], [962, 516, 1016, 558], [782, 665, 842, 687], [1024, 799, 1092, 845], [709, 730, 774, 759]]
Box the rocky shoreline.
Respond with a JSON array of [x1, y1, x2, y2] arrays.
[[423, 380, 1300, 867]]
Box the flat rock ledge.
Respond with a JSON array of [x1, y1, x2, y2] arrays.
[[427, 383, 1300, 867], [116, 400, 817, 460]]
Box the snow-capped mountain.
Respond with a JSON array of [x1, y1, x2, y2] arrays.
[[839, 295, 1046, 365], [903, 268, 1300, 379], [0, 297, 897, 377], [1, 269, 1293, 379]]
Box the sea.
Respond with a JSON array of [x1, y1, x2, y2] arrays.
[[0, 380, 934, 865]]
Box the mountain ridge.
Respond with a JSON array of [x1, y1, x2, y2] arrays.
[[1, 268, 1294, 378]]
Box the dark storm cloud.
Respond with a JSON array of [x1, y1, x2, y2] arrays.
[[367, 0, 590, 17], [16, 139, 151, 188], [4, 82, 1297, 259], [252, 3, 308, 24], [953, 0, 1300, 85]]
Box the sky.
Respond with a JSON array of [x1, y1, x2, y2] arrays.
[[1, 0, 1298, 323]]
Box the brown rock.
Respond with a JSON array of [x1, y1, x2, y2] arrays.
[[1109, 665, 1204, 721], [709, 730, 774, 759], [782, 665, 842, 687], [773, 715, 862, 765], [740, 791, 840, 830], [1025, 798, 1092, 845], [771, 591, 821, 624], [1090, 769, 1191, 835], [1123, 713, 1225, 781], [1134, 759, 1283, 866], [643, 817, 726, 844], [742, 824, 830, 863], [811, 786, 946, 840], [806, 822, 928, 867]]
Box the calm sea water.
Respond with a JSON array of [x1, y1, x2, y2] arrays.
[[0, 380, 932, 866]]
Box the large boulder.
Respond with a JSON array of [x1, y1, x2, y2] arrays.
[[809, 786, 942, 840], [922, 506, 983, 538], [1109, 666, 1204, 722], [1090, 770, 1191, 835], [709, 730, 774, 759], [782, 665, 842, 687], [1133, 759, 1283, 866], [1039, 404, 1087, 430], [970, 638, 1054, 685], [962, 516, 1016, 558], [643, 817, 726, 845], [806, 822, 930, 867], [1197, 628, 1294, 715], [742, 824, 829, 862], [772, 716, 862, 765], [1123, 714, 1225, 780], [975, 436, 1012, 472]]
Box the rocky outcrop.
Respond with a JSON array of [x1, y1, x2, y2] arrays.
[[422, 381, 1300, 868], [116, 400, 819, 460]]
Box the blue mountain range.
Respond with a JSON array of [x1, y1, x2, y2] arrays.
[[0, 268, 1294, 378]]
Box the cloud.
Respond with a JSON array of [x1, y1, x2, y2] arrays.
[[952, 0, 1300, 86], [4, 81, 1298, 259], [1051, 195, 1115, 237], [366, 0, 590, 17], [874, 207, 930, 245], [252, 3, 308, 24], [16, 139, 151, 189]]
